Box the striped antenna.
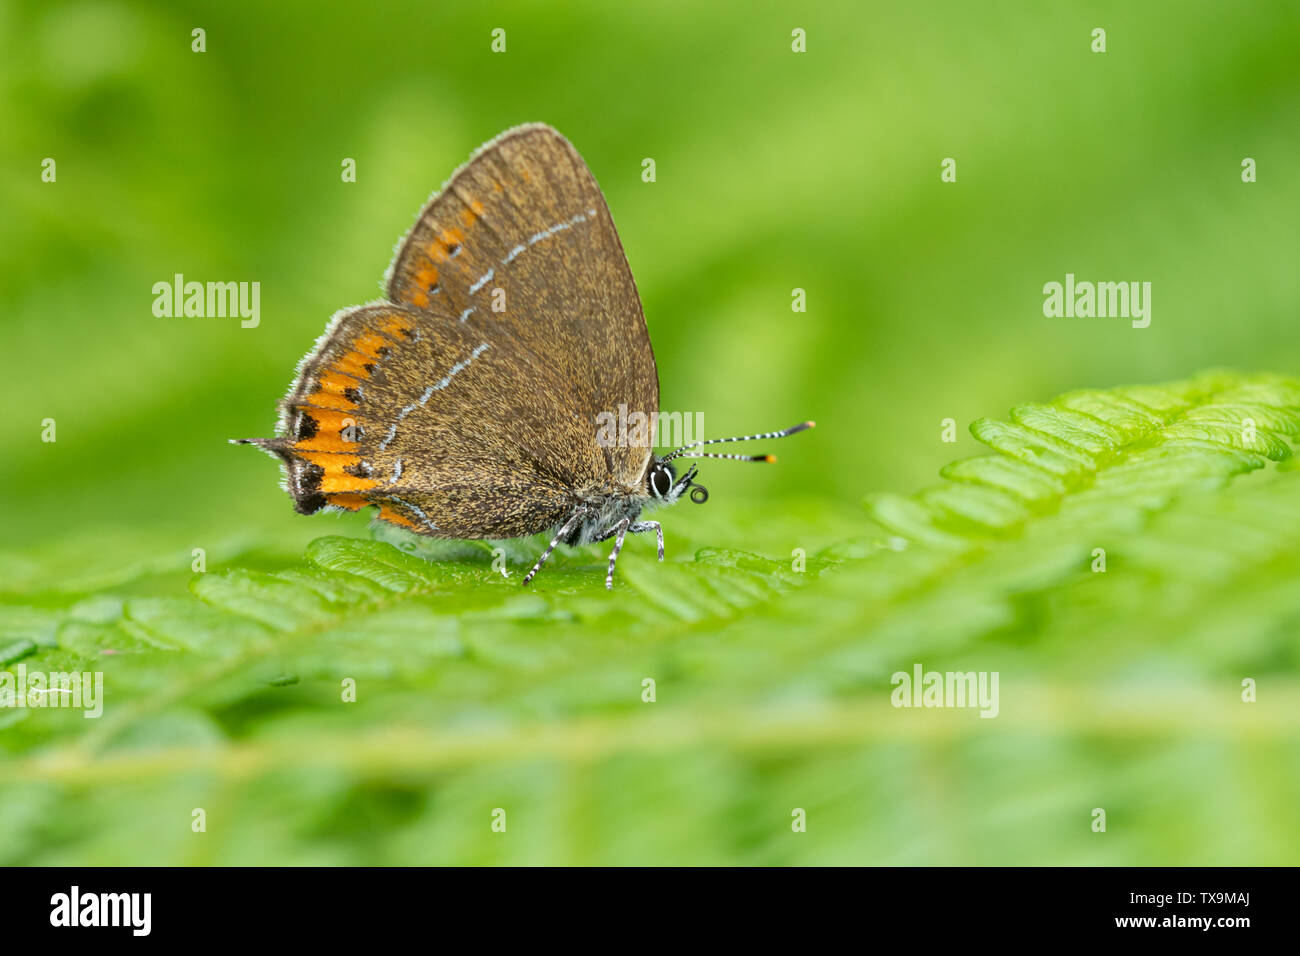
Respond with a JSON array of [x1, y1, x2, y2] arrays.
[[671, 451, 776, 462], [663, 421, 815, 463]]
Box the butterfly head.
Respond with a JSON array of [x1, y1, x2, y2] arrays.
[[645, 459, 708, 506], [645, 420, 816, 508]]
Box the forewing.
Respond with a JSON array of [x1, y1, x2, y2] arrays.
[[386, 123, 660, 486]]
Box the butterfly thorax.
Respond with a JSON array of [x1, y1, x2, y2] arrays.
[[558, 454, 701, 545], [563, 486, 651, 546]]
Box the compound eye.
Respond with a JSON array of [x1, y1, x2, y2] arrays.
[[651, 465, 674, 498]]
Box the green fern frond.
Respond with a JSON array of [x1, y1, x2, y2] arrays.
[[2, 371, 1299, 865], [868, 370, 1300, 548]]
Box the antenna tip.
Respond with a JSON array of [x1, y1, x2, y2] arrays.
[[805, 420, 816, 429], [764, 454, 777, 463]]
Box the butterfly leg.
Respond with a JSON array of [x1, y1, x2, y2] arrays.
[[591, 520, 664, 560], [605, 518, 632, 590], [523, 508, 587, 586], [629, 521, 664, 560]]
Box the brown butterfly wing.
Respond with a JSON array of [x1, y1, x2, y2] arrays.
[[387, 122, 659, 468], [261, 125, 659, 539]]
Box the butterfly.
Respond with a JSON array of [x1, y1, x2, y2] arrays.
[[237, 124, 812, 588]]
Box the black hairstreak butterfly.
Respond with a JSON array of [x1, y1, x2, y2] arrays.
[[236, 124, 812, 588]]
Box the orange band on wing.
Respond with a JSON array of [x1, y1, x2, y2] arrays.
[[321, 472, 378, 494], [378, 504, 420, 531], [331, 352, 375, 379], [415, 266, 439, 287], [303, 392, 356, 412], [315, 370, 361, 398], [294, 452, 378, 493], [350, 330, 398, 359], [296, 451, 346, 468], [325, 493, 369, 511], [296, 315, 414, 415], [459, 199, 485, 228], [293, 434, 352, 453], [378, 315, 414, 339], [399, 200, 487, 307], [423, 226, 467, 265]]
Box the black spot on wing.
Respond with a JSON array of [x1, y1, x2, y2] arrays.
[[296, 412, 318, 440]]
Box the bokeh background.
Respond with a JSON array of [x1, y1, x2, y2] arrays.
[[2, 0, 1298, 865]]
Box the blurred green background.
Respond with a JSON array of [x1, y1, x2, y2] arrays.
[[2, 0, 1299, 865]]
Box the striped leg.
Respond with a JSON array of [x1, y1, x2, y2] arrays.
[[629, 521, 664, 560], [523, 509, 586, 586], [592, 520, 665, 560], [605, 518, 632, 590]]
